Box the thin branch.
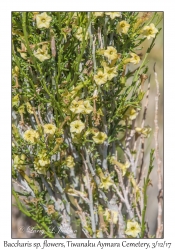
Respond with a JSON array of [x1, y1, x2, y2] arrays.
[[135, 76, 151, 180], [114, 166, 134, 219], [83, 153, 96, 237], [154, 63, 163, 238], [38, 105, 44, 126]]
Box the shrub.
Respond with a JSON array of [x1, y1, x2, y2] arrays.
[[12, 11, 163, 238]]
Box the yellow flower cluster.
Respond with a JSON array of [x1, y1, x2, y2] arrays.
[[102, 62, 118, 80], [13, 154, 26, 171], [23, 124, 56, 144], [111, 156, 130, 176], [74, 27, 88, 42], [135, 126, 152, 138], [69, 83, 84, 97], [23, 129, 39, 144], [18, 105, 25, 114], [34, 152, 50, 175], [94, 46, 119, 85], [12, 95, 20, 107], [69, 99, 93, 114], [65, 155, 75, 168], [93, 12, 121, 19], [105, 12, 121, 19], [12, 66, 19, 78], [104, 208, 118, 224], [93, 12, 104, 17], [129, 174, 140, 202], [26, 102, 34, 114]]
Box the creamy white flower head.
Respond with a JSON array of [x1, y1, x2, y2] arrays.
[[92, 132, 107, 144], [12, 95, 20, 107], [33, 130, 39, 139], [94, 70, 108, 85], [36, 12, 52, 29], [38, 158, 50, 167], [104, 46, 118, 61], [129, 53, 140, 65], [124, 107, 138, 120], [34, 48, 50, 62], [23, 129, 39, 144], [82, 100, 93, 114], [93, 12, 104, 17], [135, 126, 152, 138], [125, 221, 141, 237], [105, 12, 121, 19], [34, 152, 50, 174], [65, 156, 75, 168], [71, 132, 82, 144], [110, 157, 130, 176], [103, 65, 118, 80], [34, 162, 47, 175], [75, 27, 88, 41], [142, 23, 158, 40], [26, 102, 34, 114], [99, 176, 113, 190], [12, 66, 19, 77], [117, 20, 130, 34], [43, 124, 56, 135], [104, 209, 118, 224], [13, 154, 26, 171], [69, 100, 84, 114], [70, 120, 85, 134]]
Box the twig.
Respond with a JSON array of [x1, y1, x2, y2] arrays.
[[137, 135, 145, 184], [112, 183, 125, 203], [116, 139, 135, 174], [53, 170, 71, 215], [154, 63, 163, 238], [38, 105, 44, 125], [32, 106, 40, 126], [18, 173, 35, 197], [109, 210, 114, 238], [135, 203, 142, 223], [97, 27, 103, 49], [118, 203, 126, 238], [92, 36, 97, 73], [135, 76, 151, 180], [140, 149, 154, 238], [40, 175, 64, 212], [114, 166, 134, 219], [126, 119, 136, 150], [12, 179, 30, 192], [83, 153, 96, 237]]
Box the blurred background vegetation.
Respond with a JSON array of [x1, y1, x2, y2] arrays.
[[12, 12, 163, 238]]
